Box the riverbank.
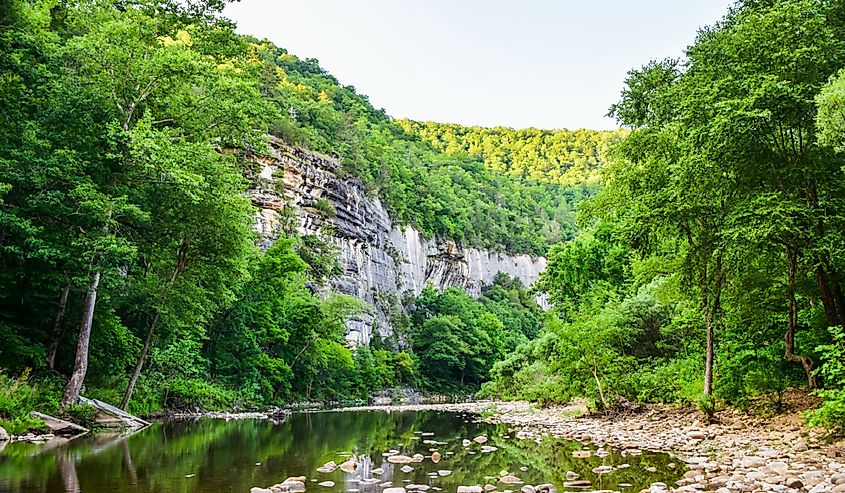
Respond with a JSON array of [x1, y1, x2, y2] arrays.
[[325, 399, 844, 492]]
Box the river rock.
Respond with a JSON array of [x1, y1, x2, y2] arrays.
[[481, 446, 498, 453], [286, 477, 307, 483], [500, 476, 522, 484], [318, 481, 335, 487], [431, 451, 442, 463], [437, 470, 452, 477], [400, 466, 414, 473], [485, 485, 496, 492], [383, 488, 406, 493], [387, 455, 413, 464], [536, 484, 556, 493], [785, 478, 804, 489], [0, 427, 7, 442], [688, 430, 706, 440], [474, 435, 489, 444], [252, 488, 273, 493], [407, 485, 430, 491], [458, 487, 483, 493], [563, 481, 591, 489], [521, 486, 536, 493], [565, 472, 579, 481], [462, 439, 472, 447], [767, 461, 789, 475], [571, 450, 591, 458], [339, 460, 357, 473], [592, 466, 614, 474], [317, 461, 337, 473], [372, 468, 385, 475], [412, 454, 425, 462], [281, 480, 307, 492]]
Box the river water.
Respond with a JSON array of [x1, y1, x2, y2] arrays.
[[0, 410, 681, 493]]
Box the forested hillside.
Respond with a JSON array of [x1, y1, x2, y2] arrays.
[[482, 0, 845, 431], [399, 120, 622, 186], [0, 0, 570, 428], [244, 41, 594, 255]]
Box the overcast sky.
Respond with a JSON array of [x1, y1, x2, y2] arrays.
[[223, 1, 735, 130]]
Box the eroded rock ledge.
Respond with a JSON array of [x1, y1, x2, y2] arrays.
[[248, 139, 548, 343]]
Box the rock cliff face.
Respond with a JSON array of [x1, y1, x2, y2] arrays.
[[249, 138, 547, 344]]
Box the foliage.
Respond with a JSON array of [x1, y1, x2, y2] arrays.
[[0, 370, 58, 434], [398, 120, 623, 186], [410, 277, 544, 393], [809, 326, 845, 432], [484, 0, 845, 427]]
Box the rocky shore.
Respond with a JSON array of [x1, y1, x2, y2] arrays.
[[325, 400, 845, 492]]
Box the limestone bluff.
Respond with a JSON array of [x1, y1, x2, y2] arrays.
[[248, 138, 548, 344]]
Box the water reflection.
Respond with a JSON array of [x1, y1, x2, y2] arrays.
[[0, 411, 682, 493]]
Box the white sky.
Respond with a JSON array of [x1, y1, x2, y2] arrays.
[[224, 0, 735, 130]]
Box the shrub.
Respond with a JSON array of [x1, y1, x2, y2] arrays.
[[163, 378, 236, 411], [809, 326, 845, 432], [0, 370, 61, 435], [697, 393, 717, 424], [60, 403, 97, 428]]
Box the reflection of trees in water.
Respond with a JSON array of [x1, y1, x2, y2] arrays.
[[122, 441, 138, 485], [0, 411, 682, 493], [57, 450, 79, 493]]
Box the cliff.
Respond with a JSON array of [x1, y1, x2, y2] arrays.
[[249, 138, 547, 344]]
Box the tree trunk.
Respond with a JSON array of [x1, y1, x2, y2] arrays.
[[702, 255, 722, 397], [47, 284, 71, 369], [590, 356, 608, 409], [119, 311, 160, 410], [703, 307, 715, 396], [120, 254, 186, 410], [815, 261, 839, 327], [785, 248, 818, 388], [61, 270, 101, 407]]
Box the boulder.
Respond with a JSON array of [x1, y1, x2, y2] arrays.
[[387, 455, 413, 464], [0, 426, 8, 441]]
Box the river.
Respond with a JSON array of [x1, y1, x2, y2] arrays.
[[0, 410, 681, 493]]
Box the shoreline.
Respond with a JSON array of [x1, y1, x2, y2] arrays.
[[302, 400, 845, 492], [6, 399, 844, 492]]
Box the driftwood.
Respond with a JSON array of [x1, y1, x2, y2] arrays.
[[79, 396, 150, 429], [30, 412, 89, 436]]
